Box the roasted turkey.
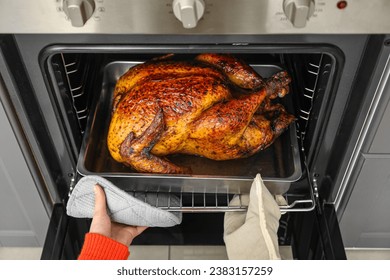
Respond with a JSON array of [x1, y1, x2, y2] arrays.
[[107, 54, 295, 174]]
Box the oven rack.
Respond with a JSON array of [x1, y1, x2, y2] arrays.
[[121, 128, 316, 213], [68, 121, 316, 213], [69, 167, 315, 213], [125, 179, 315, 213]]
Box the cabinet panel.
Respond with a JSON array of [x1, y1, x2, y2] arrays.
[[340, 156, 390, 248], [369, 91, 390, 153], [369, 106, 390, 153], [0, 99, 49, 247]]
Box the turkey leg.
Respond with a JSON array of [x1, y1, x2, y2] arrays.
[[119, 106, 189, 174]]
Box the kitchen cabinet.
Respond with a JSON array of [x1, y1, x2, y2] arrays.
[[0, 92, 49, 247], [340, 156, 390, 247], [369, 99, 390, 154], [339, 70, 390, 248]]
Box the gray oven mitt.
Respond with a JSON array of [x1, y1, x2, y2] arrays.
[[66, 175, 182, 227], [224, 174, 281, 260]]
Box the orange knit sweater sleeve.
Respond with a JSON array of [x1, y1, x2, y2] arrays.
[[78, 233, 130, 260]]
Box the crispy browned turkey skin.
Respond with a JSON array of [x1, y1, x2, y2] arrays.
[[107, 53, 296, 174]]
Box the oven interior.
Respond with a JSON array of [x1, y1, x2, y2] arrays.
[[42, 46, 342, 258]]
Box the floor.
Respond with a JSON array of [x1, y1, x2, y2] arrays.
[[2, 246, 390, 260], [128, 246, 294, 260], [0, 247, 43, 260], [345, 249, 390, 260], [0, 246, 293, 260]]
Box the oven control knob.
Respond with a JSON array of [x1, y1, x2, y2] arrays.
[[172, 0, 205, 29], [283, 0, 315, 28], [63, 0, 95, 27]]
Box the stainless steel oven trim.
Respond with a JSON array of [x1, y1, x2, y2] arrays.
[[1, 0, 390, 34]]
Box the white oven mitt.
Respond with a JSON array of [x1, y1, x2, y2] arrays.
[[66, 175, 182, 227], [224, 174, 281, 260]]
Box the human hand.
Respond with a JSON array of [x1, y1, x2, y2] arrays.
[[89, 184, 148, 247]]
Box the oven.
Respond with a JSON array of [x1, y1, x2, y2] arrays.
[[1, 0, 390, 259]]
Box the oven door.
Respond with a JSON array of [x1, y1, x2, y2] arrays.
[[40, 198, 346, 260], [1, 34, 387, 260]]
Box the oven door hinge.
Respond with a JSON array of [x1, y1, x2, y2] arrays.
[[312, 177, 320, 201], [311, 177, 321, 214], [68, 176, 76, 197]]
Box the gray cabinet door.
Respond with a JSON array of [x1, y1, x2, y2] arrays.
[[0, 100, 49, 247], [339, 56, 390, 249], [369, 100, 390, 154], [340, 156, 390, 248]]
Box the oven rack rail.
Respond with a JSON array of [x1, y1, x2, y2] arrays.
[[61, 53, 90, 132], [297, 53, 323, 142]]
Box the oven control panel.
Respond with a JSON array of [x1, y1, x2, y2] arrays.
[[0, 0, 389, 33]]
